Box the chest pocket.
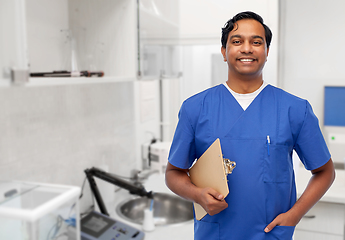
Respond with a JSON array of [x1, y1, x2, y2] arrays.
[[263, 144, 293, 183]]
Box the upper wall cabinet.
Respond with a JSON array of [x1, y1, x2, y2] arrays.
[[29, 0, 137, 78], [138, 0, 179, 45], [137, 0, 180, 79], [0, 0, 29, 85], [0, 0, 138, 85]]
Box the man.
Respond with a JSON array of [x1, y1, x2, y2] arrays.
[[165, 11, 335, 240]]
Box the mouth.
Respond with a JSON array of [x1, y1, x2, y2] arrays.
[[238, 58, 256, 62]]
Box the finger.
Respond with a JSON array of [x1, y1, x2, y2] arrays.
[[264, 221, 277, 233], [206, 188, 224, 200], [208, 200, 228, 216]]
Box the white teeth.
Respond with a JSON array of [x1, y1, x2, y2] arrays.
[[239, 59, 254, 62]]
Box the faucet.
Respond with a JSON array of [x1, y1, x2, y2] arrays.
[[131, 169, 160, 186], [84, 167, 153, 216]]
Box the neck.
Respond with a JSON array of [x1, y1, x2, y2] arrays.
[[226, 74, 263, 94]]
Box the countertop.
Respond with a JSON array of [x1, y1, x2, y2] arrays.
[[107, 166, 345, 240], [296, 165, 345, 204]]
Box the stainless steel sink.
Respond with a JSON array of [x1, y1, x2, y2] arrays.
[[116, 192, 194, 226]]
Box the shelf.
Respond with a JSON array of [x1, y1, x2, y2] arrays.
[[0, 76, 135, 88], [27, 76, 135, 87], [139, 6, 179, 42]]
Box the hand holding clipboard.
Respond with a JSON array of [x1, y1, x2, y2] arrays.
[[189, 139, 236, 220]]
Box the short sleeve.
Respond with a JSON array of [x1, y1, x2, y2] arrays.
[[294, 101, 331, 170], [168, 102, 197, 169]]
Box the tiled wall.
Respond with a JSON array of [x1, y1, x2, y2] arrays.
[[0, 80, 137, 210]]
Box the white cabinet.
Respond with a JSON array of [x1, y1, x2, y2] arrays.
[[1, 0, 138, 86], [27, 0, 137, 79], [137, 0, 180, 79], [294, 202, 345, 240], [294, 231, 343, 240], [0, 0, 29, 85], [139, 0, 179, 44]]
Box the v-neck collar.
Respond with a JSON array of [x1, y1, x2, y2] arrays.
[[222, 82, 269, 111], [222, 83, 270, 112], [218, 84, 272, 138]]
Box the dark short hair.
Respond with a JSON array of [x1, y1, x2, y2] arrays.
[[221, 11, 272, 49]]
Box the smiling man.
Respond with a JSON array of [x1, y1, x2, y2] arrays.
[[221, 17, 269, 93], [165, 11, 335, 240]]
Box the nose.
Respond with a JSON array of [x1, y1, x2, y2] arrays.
[[240, 41, 253, 54]]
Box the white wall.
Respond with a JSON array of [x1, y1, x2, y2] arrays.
[[0, 81, 138, 211], [180, 45, 221, 100], [279, 0, 345, 125]]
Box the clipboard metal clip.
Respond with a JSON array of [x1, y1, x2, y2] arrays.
[[223, 158, 236, 175]]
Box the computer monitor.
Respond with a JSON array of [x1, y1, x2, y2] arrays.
[[324, 86, 345, 127], [324, 86, 345, 167]]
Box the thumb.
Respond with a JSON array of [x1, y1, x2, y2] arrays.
[[207, 188, 224, 200]]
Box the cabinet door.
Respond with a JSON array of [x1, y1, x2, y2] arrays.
[[295, 202, 344, 236], [294, 230, 343, 240], [0, 0, 28, 82]]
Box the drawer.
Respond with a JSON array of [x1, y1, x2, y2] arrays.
[[295, 202, 344, 235], [294, 229, 343, 240]]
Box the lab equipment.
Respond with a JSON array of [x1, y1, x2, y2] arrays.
[[142, 141, 171, 174], [84, 167, 153, 216], [80, 211, 144, 240], [30, 70, 104, 78], [142, 199, 155, 231], [142, 208, 155, 232], [324, 86, 345, 127], [116, 193, 193, 226], [82, 168, 148, 239], [324, 86, 345, 166], [0, 181, 80, 240]]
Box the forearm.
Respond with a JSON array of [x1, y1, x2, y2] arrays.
[[288, 158, 335, 224], [165, 164, 201, 203]]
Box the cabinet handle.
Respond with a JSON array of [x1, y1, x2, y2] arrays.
[[303, 215, 316, 219]]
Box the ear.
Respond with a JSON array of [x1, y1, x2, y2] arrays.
[[265, 47, 269, 61], [221, 46, 227, 62]]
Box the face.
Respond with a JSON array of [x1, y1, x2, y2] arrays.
[[221, 19, 269, 79]]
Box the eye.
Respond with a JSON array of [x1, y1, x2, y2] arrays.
[[253, 40, 263, 46], [232, 40, 241, 45]]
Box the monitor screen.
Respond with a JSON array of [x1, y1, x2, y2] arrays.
[[324, 86, 345, 126], [81, 211, 116, 238]]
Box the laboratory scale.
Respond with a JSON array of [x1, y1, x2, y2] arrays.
[[80, 211, 144, 240]]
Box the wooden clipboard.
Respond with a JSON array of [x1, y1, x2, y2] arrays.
[[189, 138, 229, 220]]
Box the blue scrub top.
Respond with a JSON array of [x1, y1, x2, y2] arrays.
[[168, 84, 330, 240]]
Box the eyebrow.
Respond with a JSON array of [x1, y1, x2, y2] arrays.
[[229, 35, 265, 41]]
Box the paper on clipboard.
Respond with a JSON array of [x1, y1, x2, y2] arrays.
[[189, 138, 229, 220]]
